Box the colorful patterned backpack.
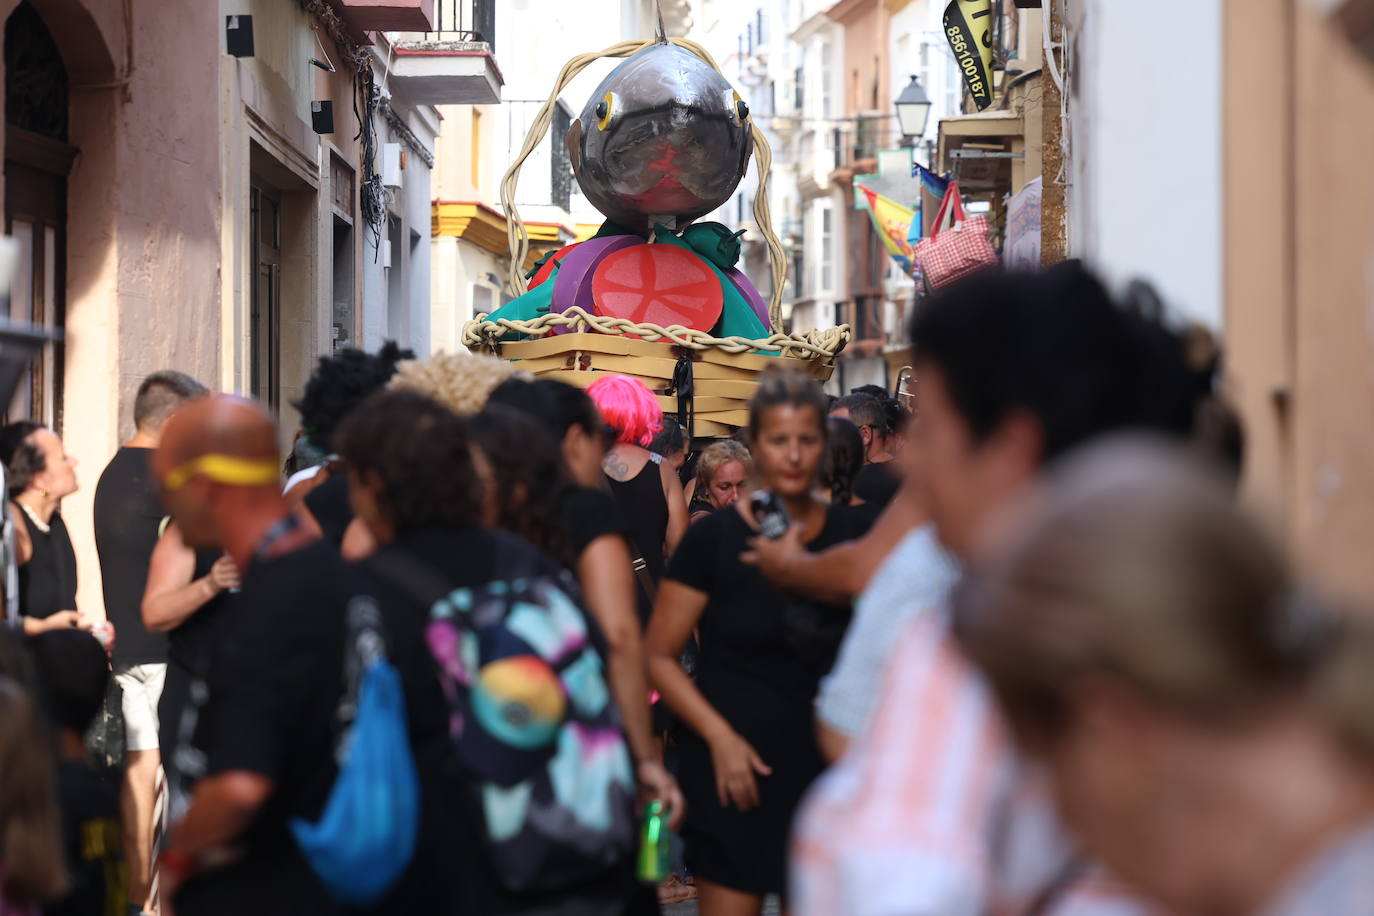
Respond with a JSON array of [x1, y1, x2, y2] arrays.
[[368, 549, 638, 893]]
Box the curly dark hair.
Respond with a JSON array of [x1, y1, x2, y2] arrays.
[[471, 404, 575, 568], [293, 341, 413, 454], [334, 390, 482, 533], [0, 421, 46, 498]]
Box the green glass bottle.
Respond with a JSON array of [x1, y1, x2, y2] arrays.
[[637, 800, 670, 882]]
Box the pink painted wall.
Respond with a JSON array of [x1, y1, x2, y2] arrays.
[[1, 0, 222, 618]]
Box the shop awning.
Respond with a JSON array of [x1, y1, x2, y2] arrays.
[[937, 109, 1025, 193]]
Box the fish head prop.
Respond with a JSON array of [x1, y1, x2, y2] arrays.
[[567, 42, 754, 236]]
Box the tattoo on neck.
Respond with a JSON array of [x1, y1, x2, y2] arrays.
[[603, 451, 631, 481]]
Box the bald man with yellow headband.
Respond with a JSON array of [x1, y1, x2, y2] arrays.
[[149, 397, 380, 915]]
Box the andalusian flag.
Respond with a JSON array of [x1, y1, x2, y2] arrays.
[[944, 0, 995, 111], [857, 184, 917, 275]]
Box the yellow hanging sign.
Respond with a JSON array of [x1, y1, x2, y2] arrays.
[[944, 0, 996, 111]]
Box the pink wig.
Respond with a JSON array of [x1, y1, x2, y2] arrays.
[[587, 375, 663, 447]]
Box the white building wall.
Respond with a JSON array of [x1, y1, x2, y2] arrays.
[[362, 37, 440, 356], [499, 0, 661, 228], [888, 0, 965, 167], [401, 110, 436, 356], [1067, 0, 1224, 329]]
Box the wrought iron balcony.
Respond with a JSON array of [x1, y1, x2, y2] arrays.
[[387, 0, 501, 105], [420, 0, 494, 50]]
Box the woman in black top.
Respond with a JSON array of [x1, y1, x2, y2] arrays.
[[587, 375, 688, 618], [141, 522, 240, 772], [480, 380, 684, 831], [337, 389, 640, 915], [0, 421, 89, 634], [645, 370, 867, 914]]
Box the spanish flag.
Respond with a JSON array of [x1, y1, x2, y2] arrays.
[[944, 0, 995, 111], [857, 184, 917, 276]]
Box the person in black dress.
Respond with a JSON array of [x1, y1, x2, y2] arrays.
[[0, 422, 89, 635], [645, 369, 868, 914], [140, 521, 240, 801]]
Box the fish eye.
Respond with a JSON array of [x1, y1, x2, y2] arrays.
[[596, 92, 618, 131], [729, 90, 750, 124]]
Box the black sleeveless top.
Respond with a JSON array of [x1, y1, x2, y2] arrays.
[[167, 550, 230, 676], [606, 453, 669, 624], [18, 507, 77, 619]]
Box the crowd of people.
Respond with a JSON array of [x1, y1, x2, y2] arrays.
[[0, 261, 1368, 916]]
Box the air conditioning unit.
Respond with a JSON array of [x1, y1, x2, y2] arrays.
[[381, 143, 402, 189]]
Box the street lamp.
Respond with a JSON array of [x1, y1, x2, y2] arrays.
[[894, 74, 933, 146]]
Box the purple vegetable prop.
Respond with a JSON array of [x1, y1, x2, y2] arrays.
[[723, 266, 771, 329], [551, 235, 644, 334]]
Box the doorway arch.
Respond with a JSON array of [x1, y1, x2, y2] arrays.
[[4, 0, 76, 427]]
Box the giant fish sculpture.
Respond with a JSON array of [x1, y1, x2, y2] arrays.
[[472, 26, 848, 441], [567, 37, 755, 235], [484, 30, 774, 345]]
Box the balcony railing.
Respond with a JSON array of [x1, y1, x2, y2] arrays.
[[387, 0, 501, 105], [425, 0, 495, 51]]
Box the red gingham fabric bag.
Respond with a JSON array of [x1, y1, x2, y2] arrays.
[[914, 180, 999, 289]]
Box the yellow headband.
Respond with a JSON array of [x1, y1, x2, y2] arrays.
[[160, 454, 281, 492]]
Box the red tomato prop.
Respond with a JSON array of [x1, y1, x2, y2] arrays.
[[529, 241, 583, 290], [591, 245, 724, 332]]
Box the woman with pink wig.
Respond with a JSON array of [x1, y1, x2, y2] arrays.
[[587, 375, 688, 623]]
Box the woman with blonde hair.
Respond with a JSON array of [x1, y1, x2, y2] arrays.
[[957, 438, 1374, 916], [387, 351, 521, 417], [687, 440, 752, 523], [0, 677, 67, 914]]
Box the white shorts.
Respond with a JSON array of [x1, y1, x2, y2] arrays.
[[114, 663, 166, 752]]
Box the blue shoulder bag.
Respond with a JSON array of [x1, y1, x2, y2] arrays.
[[290, 595, 420, 905]]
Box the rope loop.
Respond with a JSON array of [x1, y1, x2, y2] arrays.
[[463, 309, 852, 362]]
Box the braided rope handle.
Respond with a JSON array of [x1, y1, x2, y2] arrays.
[[499, 37, 788, 334], [463, 307, 850, 361]]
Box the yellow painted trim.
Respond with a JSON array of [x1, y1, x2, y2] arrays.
[[526, 221, 575, 244], [432, 201, 510, 257], [433, 203, 564, 273]]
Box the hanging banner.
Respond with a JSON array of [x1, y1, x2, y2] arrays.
[[943, 0, 996, 111], [857, 184, 918, 275], [910, 163, 951, 246]]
